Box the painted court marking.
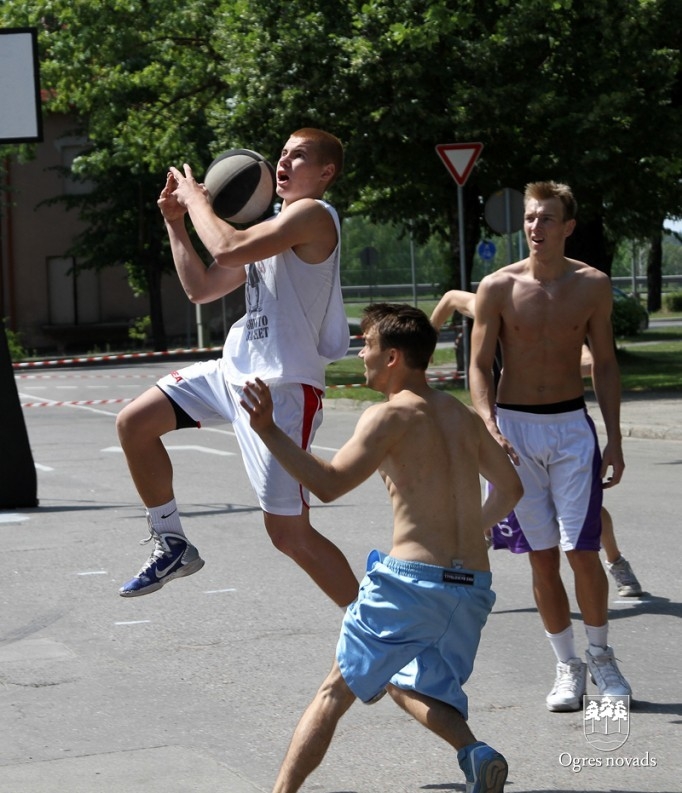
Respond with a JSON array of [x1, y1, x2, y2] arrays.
[[204, 588, 237, 594], [102, 445, 235, 457], [0, 513, 30, 524]]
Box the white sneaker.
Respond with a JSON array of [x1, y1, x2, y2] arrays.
[[606, 556, 643, 597], [546, 658, 586, 712], [586, 646, 632, 697]]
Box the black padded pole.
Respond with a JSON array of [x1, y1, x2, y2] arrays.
[[0, 319, 37, 507]]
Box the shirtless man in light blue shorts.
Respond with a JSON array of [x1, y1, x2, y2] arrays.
[[242, 303, 523, 793], [470, 180, 632, 712]]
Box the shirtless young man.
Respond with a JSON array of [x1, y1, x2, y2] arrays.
[[116, 128, 358, 607], [469, 181, 632, 711], [241, 303, 522, 793], [431, 291, 642, 597]]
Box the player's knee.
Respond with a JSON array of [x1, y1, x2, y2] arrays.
[[266, 527, 302, 558], [115, 404, 136, 443], [565, 548, 602, 575], [263, 515, 313, 559], [316, 667, 355, 712]]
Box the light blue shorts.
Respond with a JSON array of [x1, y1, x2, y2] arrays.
[[157, 359, 323, 515], [336, 551, 495, 719]]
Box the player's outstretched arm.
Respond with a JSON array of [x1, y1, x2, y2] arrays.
[[241, 379, 388, 503], [160, 171, 246, 303], [171, 164, 334, 270], [430, 290, 476, 331], [475, 410, 523, 531]]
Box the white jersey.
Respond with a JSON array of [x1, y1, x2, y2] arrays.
[[222, 200, 349, 389]]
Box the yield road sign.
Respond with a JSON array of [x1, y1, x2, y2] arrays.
[[435, 142, 483, 186]]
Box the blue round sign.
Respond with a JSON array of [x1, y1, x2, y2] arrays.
[[478, 240, 496, 261]]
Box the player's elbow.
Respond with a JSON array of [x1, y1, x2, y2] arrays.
[[311, 476, 352, 504], [184, 290, 210, 306], [314, 483, 344, 503]]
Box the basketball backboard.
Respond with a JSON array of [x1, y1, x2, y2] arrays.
[[0, 27, 43, 143]]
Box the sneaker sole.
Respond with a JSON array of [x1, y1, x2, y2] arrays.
[[546, 698, 582, 712], [119, 557, 205, 598], [588, 674, 632, 697], [472, 756, 508, 793]]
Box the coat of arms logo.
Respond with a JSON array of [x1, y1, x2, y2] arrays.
[[583, 695, 630, 751]]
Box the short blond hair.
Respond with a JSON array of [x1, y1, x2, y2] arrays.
[[524, 181, 577, 221], [291, 127, 344, 186]]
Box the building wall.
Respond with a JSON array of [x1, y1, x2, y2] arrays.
[[0, 113, 233, 355]]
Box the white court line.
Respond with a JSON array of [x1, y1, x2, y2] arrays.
[[0, 513, 30, 524], [201, 425, 339, 454], [115, 620, 152, 626], [35, 463, 54, 472], [77, 570, 108, 576], [102, 445, 235, 457], [204, 588, 237, 594]]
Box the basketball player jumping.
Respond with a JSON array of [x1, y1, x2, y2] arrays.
[[116, 128, 358, 607]]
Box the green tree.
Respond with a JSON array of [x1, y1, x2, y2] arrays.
[[2, 0, 681, 342], [213, 0, 682, 284], [1, 0, 227, 349]]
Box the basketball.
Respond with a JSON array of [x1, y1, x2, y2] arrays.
[[204, 149, 276, 224]]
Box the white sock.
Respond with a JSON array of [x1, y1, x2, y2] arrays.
[[585, 624, 609, 655], [545, 625, 577, 663], [146, 498, 185, 537]]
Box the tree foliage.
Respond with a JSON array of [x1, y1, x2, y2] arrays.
[[1, 0, 680, 344]]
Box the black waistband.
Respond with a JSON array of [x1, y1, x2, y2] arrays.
[[496, 396, 585, 415]]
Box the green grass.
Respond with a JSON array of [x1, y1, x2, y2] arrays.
[[326, 347, 470, 403], [325, 323, 682, 402], [615, 326, 682, 392]]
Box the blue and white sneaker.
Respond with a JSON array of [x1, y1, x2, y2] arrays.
[[119, 529, 204, 597], [458, 741, 508, 793]]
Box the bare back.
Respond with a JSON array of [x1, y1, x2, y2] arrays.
[[374, 389, 497, 572]]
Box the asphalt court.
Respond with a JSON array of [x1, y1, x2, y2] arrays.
[[3, 360, 681, 792]]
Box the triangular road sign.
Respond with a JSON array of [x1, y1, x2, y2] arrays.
[[435, 142, 484, 187]]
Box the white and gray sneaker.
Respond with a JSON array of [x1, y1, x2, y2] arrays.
[[586, 646, 632, 697], [546, 658, 587, 712], [606, 556, 643, 597]]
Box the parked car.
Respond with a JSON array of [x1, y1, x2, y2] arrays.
[[612, 286, 649, 333]]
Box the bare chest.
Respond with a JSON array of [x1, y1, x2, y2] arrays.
[[503, 281, 589, 345]]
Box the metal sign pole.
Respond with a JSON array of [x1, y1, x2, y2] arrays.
[[457, 184, 469, 390], [435, 142, 484, 391]]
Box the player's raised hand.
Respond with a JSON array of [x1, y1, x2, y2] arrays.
[[169, 164, 209, 208], [241, 378, 275, 434], [157, 172, 187, 222]]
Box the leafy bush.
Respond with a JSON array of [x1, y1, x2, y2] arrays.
[[612, 298, 645, 337], [128, 316, 151, 345], [664, 292, 682, 312], [3, 322, 26, 361]]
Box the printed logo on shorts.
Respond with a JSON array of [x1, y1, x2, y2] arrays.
[[442, 570, 475, 586]]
